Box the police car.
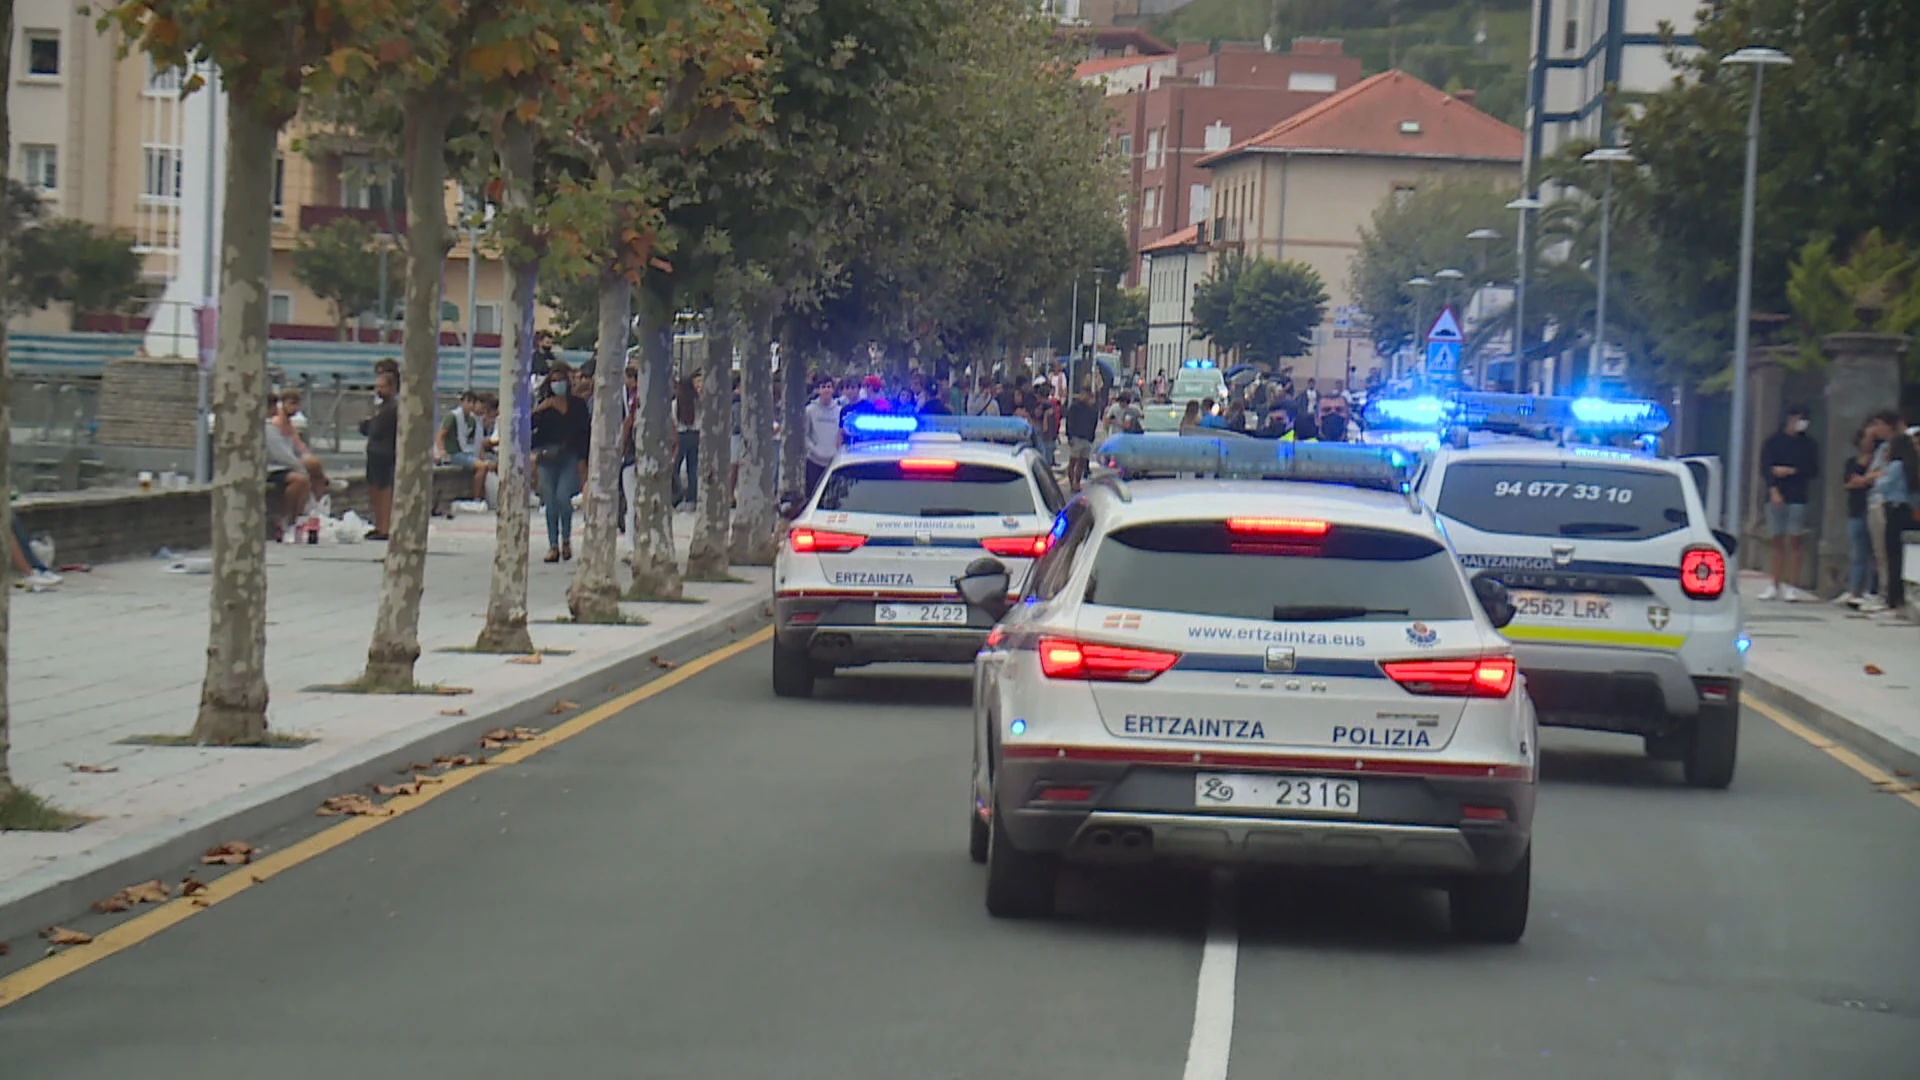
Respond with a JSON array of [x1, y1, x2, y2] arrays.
[[952, 437, 1538, 941], [1140, 359, 1228, 432], [1372, 392, 1745, 789], [771, 413, 1066, 698]]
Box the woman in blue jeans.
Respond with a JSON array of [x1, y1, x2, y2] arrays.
[[531, 362, 592, 563], [1840, 426, 1879, 606]]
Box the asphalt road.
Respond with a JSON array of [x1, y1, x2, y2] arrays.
[[2, 645, 1917, 1078]]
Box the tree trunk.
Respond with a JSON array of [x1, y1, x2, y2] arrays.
[[192, 102, 279, 744], [362, 96, 454, 690], [474, 117, 538, 654], [686, 327, 734, 580], [778, 328, 808, 499], [624, 289, 683, 600], [728, 306, 777, 565], [0, 0, 13, 795], [566, 271, 632, 622]]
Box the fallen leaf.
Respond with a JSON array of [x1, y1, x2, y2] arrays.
[[1864, 664, 1885, 676], [412, 773, 442, 785], [436, 753, 480, 768], [250, 874, 267, 884], [649, 656, 678, 669], [548, 699, 580, 714], [180, 877, 207, 896], [122, 879, 170, 904], [316, 794, 394, 817], [43, 927, 92, 946], [0, 941, 10, 956], [480, 738, 507, 749], [606, 684, 621, 693], [507, 653, 543, 665], [64, 762, 120, 774], [483, 728, 513, 741], [405, 762, 435, 773], [190, 897, 211, 908], [92, 895, 131, 914], [512, 726, 541, 739], [439, 708, 468, 717], [373, 782, 419, 797], [201, 840, 257, 866], [1896, 768, 1913, 778]]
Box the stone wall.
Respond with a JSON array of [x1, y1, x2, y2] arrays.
[[95, 357, 200, 450], [14, 466, 478, 566]]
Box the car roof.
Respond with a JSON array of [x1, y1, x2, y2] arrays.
[[835, 437, 1034, 468], [1085, 478, 1441, 536], [1434, 439, 1684, 473]]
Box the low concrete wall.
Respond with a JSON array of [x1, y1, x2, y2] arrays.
[[15, 466, 477, 566]]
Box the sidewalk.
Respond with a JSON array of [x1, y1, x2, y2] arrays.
[[1, 508, 770, 939], [1739, 569, 1920, 775]]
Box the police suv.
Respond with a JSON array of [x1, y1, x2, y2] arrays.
[[953, 437, 1538, 941], [772, 413, 1065, 698], [1371, 392, 1745, 788]]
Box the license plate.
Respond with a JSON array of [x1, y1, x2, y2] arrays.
[[875, 602, 969, 626], [1195, 773, 1359, 814], [1509, 591, 1615, 622]]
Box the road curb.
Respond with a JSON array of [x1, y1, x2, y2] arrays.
[[0, 592, 770, 944], [1743, 666, 1920, 778]]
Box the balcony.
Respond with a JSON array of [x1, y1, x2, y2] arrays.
[[299, 205, 407, 234]]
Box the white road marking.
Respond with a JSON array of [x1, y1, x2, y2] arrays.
[[1181, 871, 1240, 1080]]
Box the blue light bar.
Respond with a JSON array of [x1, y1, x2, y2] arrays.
[[1097, 434, 1416, 492], [1569, 396, 1667, 429], [841, 410, 1032, 444], [1454, 392, 1670, 435], [845, 412, 918, 435], [1182, 358, 1216, 369], [1362, 396, 1451, 431]]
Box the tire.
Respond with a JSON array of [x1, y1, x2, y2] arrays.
[[771, 637, 815, 699], [968, 808, 990, 864], [1450, 849, 1530, 944], [1683, 700, 1739, 789], [984, 804, 1058, 918]]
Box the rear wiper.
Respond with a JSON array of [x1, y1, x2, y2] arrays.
[[1270, 605, 1409, 622], [1558, 522, 1639, 536]]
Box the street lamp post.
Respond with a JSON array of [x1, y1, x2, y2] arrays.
[[1581, 147, 1635, 391], [1405, 276, 1434, 382], [1722, 46, 1793, 537], [1506, 196, 1544, 392]]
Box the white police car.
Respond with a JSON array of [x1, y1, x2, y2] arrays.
[[1374, 392, 1745, 788], [772, 413, 1066, 698], [953, 436, 1538, 941], [1140, 359, 1228, 432]]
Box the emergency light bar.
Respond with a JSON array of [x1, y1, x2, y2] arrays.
[[1182, 358, 1216, 369], [1362, 396, 1453, 431], [1097, 434, 1416, 492], [1362, 392, 1670, 437], [841, 411, 1033, 444]]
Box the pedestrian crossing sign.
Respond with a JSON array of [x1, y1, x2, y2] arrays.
[[1426, 340, 1461, 375]]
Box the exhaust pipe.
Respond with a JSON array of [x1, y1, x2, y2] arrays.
[[1087, 828, 1116, 848], [1118, 829, 1148, 852]]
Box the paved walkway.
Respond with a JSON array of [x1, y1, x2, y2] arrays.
[[1739, 569, 1920, 773], [3, 508, 767, 910]]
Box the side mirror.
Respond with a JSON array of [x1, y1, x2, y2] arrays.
[[1472, 575, 1516, 630], [1712, 528, 1739, 557], [955, 557, 1014, 621]]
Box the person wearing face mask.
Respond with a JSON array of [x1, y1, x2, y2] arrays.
[[531, 361, 590, 562], [1758, 405, 1818, 601]]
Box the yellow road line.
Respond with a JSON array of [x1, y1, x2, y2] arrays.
[[1744, 693, 1920, 811], [0, 625, 773, 1011]]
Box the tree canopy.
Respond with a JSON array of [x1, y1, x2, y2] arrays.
[[1194, 253, 1329, 367]]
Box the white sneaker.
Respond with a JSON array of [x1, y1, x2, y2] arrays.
[[25, 569, 61, 590], [1783, 585, 1809, 602], [1833, 591, 1858, 607], [1858, 598, 1890, 614], [1757, 583, 1780, 601]]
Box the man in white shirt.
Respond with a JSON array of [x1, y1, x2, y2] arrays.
[[803, 373, 842, 496]]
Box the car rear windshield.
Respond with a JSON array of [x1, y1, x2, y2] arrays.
[[1435, 461, 1689, 540], [818, 462, 1036, 517], [1085, 521, 1470, 622]]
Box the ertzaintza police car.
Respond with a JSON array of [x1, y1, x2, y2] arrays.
[[771, 413, 1064, 698], [1369, 392, 1745, 788], [952, 436, 1538, 942]]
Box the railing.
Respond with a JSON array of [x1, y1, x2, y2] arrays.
[[14, 378, 99, 445], [298, 204, 408, 234]]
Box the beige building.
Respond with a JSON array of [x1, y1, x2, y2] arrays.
[[1196, 71, 1522, 385], [7, 4, 527, 340]]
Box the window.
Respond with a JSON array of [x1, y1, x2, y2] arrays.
[[142, 147, 183, 201], [272, 155, 286, 220], [1393, 184, 1417, 209], [1142, 187, 1161, 228], [1288, 71, 1337, 94], [1188, 184, 1210, 225], [1026, 504, 1094, 601], [21, 144, 56, 193], [24, 30, 59, 77], [145, 56, 181, 94], [269, 292, 294, 325], [1203, 122, 1232, 152], [1117, 133, 1133, 159], [1563, 18, 1578, 53], [341, 157, 405, 212], [1145, 127, 1164, 170], [1085, 522, 1471, 623], [474, 302, 502, 336], [1435, 463, 1690, 541], [817, 462, 1038, 517]]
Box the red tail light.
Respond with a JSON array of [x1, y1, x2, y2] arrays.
[[982, 534, 1051, 558], [897, 458, 957, 472], [1227, 517, 1330, 536], [1383, 656, 1517, 698], [1680, 546, 1726, 599], [1036, 637, 1180, 682], [788, 527, 867, 554]]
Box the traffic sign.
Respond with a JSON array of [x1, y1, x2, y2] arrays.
[[1426, 340, 1461, 375], [1425, 307, 1463, 345]]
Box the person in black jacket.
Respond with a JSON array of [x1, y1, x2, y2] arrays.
[[1758, 404, 1818, 600], [359, 359, 399, 540], [531, 360, 590, 562]]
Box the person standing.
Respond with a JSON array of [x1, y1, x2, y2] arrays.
[[1063, 388, 1099, 493], [1864, 410, 1915, 619], [1758, 405, 1818, 601], [803, 373, 841, 497], [672, 371, 702, 509], [531, 361, 590, 562], [1837, 425, 1880, 608], [359, 359, 400, 541], [619, 365, 640, 534]]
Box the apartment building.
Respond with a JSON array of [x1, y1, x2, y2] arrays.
[[1525, 0, 1701, 173]]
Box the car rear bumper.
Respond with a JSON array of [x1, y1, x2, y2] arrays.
[[994, 757, 1532, 876], [1512, 641, 1729, 730], [774, 595, 988, 666]]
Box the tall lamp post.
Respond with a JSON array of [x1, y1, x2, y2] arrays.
[[1722, 46, 1793, 537], [1405, 275, 1434, 381], [1581, 146, 1635, 390], [1506, 196, 1544, 392], [1467, 228, 1502, 389]]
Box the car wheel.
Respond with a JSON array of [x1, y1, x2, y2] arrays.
[[968, 807, 990, 864], [984, 803, 1057, 918], [1450, 849, 1530, 944], [770, 638, 815, 699], [1683, 700, 1739, 789]]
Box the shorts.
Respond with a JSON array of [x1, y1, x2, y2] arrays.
[[1068, 437, 1094, 460], [731, 433, 744, 459], [448, 451, 479, 469], [366, 454, 396, 489], [1766, 500, 1808, 537]]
